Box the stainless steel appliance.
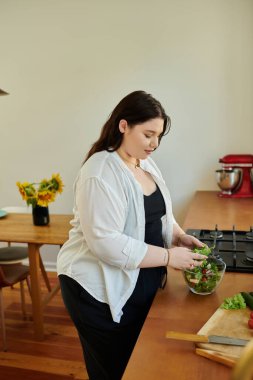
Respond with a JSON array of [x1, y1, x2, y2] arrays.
[[186, 226, 253, 273], [215, 154, 253, 198]]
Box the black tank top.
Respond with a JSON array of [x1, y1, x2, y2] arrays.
[[144, 185, 166, 247], [121, 185, 166, 324], [135, 185, 167, 292]]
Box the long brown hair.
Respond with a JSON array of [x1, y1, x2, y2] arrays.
[[84, 90, 171, 163]]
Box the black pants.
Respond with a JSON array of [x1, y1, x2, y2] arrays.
[[59, 268, 161, 380]]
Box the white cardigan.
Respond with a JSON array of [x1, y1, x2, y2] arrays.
[[57, 150, 177, 322]]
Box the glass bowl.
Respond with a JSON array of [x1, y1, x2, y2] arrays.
[[183, 256, 226, 295]]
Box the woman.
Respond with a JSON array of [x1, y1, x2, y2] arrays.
[[57, 90, 205, 380]]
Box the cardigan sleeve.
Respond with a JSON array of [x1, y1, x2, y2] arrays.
[[76, 176, 148, 270]]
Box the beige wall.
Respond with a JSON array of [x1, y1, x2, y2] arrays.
[[0, 0, 253, 268]]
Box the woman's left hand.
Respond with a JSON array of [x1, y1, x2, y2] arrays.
[[177, 234, 204, 250]]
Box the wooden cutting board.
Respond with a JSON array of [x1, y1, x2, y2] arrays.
[[195, 307, 253, 367]]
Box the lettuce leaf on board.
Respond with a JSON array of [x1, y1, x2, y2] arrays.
[[220, 293, 246, 310]]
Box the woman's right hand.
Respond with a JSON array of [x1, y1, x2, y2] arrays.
[[168, 247, 207, 270]]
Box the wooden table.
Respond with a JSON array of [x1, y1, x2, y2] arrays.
[[123, 191, 253, 380], [0, 213, 72, 340]]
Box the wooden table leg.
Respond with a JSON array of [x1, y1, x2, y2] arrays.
[[28, 243, 44, 340]]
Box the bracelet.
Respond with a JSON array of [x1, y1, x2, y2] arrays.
[[164, 249, 170, 266]]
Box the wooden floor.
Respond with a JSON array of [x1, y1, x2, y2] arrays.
[[0, 272, 88, 380]]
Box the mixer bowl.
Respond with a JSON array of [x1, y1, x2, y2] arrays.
[[215, 169, 242, 194]]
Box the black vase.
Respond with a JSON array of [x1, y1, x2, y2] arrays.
[[32, 205, 50, 226]]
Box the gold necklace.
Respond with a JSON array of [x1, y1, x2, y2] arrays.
[[117, 152, 140, 169], [133, 159, 140, 168], [124, 158, 140, 169]]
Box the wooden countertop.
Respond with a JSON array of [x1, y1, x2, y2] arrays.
[[182, 191, 253, 230], [123, 191, 253, 380]]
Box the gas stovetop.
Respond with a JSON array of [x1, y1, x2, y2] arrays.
[[186, 226, 253, 273]]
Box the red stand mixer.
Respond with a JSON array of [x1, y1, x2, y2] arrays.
[[215, 154, 253, 198]]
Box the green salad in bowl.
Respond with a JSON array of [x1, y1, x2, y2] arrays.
[[183, 245, 226, 295]]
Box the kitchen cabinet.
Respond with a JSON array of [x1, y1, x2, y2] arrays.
[[123, 191, 253, 380]]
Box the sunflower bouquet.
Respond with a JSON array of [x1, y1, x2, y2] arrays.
[[17, 173, 64, 208]]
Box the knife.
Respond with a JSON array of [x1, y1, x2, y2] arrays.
[[165, 331, 250, 346]]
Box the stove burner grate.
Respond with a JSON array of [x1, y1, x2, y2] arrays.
[[186, 226, 253, 273], [209, 224, 223, 239], [241, 259, 253, 267], [245, 251, 253, 262], [246, 227, 253, 240]]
